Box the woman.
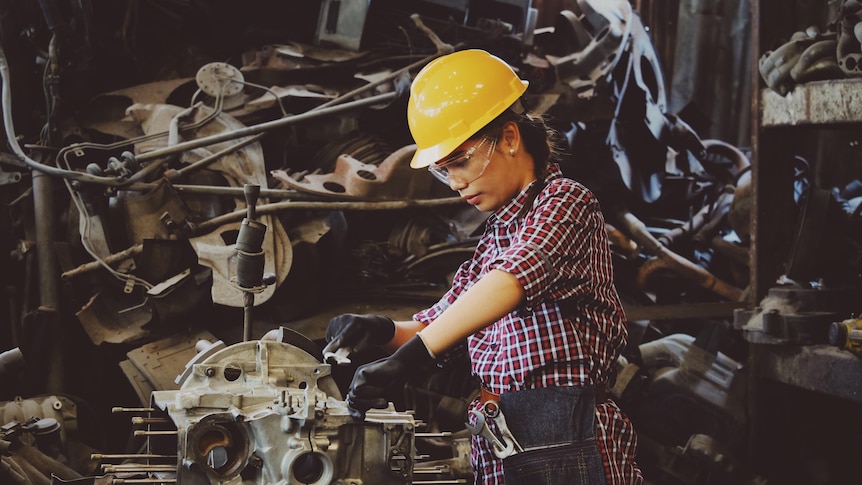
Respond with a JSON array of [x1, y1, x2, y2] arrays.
[[324, 49, 643, 485]]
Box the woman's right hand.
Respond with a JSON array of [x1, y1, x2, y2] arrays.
[[321, 314, 396, 364], [346, 335, 435, 420]]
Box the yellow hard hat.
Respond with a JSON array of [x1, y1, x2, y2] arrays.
[[407, 49, 529, 169]]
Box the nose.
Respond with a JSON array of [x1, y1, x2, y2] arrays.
[[448, 176, 467, 191]]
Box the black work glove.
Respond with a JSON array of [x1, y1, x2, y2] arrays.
[[321, 314, 396, 364], [346, 335, 435, 420]]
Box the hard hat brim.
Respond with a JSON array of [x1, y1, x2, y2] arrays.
[[409, 80, 529, 169]]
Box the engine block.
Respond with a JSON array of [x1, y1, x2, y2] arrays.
[[136, 338, 415, 485]]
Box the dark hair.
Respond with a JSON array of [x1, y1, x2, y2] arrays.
[[476, 101, 563, 217]]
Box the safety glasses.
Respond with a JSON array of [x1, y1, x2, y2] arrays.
[[428, 135, 498, 186]]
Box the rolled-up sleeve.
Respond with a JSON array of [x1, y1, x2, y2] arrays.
[[488, 183, 604, 309]]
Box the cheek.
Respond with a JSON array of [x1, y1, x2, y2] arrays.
[[476, 185, 509, 211], [487, 170, 520, 199]]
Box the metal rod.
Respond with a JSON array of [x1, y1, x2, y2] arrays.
[[133, 92, 397, 165], [112, 407, 156, 413], [92, 454, 176, 460], [133, 430, 178, 436], [59, 193, 466, 281], [192, 197, 465, 236], [124, 183, 328, 200], [616, 209, 744, 301], [32, 168, 63, 394], [166, 134, 262, 180], [103, 465, 177, 472], [413, 465, 452, 473], [243, 291, 254, 342], [113, 479, 176, 484], [61, 244, 143, 280], [241, 184, 261, 342], [411, 481, 468, 484], [131, 417, 172, 425], [313, 47, 451, 113]]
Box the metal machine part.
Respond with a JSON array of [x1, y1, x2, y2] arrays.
[[0, 395, 101, 483], [830, 317, 862, 356], [196, 62, 246, 98], [736, 285, 862, 345], [0, 2, 821, 484], [616, 333, 755, 484], [548, 0, 633, 103], [837, 0, 862, 76], [0, 396, 76, 447], [124, 102, 293, 308], [272, 143, 439, 200], [759, 27, 840, 96], [105, 336, 417, 485], [0, 347, 25, 378]]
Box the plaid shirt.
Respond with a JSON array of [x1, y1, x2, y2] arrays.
[[414, 164, 643, 484]]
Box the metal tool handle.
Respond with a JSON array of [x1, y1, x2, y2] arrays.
[[466, 409, 515, 458]]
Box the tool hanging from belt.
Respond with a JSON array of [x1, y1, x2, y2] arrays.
[[466, 390, 524, 459]]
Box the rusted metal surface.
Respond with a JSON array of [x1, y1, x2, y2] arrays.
[[273, 145, 440, 200], [121, 329, 220, 403], [751, 344, 862, 403], [761, 79, 862, 126]]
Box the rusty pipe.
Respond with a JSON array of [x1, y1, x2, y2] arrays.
[[635, 256, 673, 291], [605, 223, 639, 259], [60, 244, 143, 280], [616, 210, 745, 301], [658, 186, 735, 248]]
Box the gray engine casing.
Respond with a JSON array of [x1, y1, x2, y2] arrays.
[[148, 339, 415, 485]]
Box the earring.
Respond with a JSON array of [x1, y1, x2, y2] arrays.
[[509, 147, 515, 156]]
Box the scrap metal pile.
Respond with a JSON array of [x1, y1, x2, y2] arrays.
[[759, 0, 862, 95], [1, 1, 859, 484]]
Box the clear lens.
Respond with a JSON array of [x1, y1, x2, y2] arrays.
[[428, 136, 497, 186]]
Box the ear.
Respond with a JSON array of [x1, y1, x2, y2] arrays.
[[500, 121, 521, 154]]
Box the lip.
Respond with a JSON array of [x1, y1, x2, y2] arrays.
[[462, 194, 480, 205]]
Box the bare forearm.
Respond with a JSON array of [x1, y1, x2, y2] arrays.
[[419, 269, 524, 355], [383, 319, 426, 351]]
